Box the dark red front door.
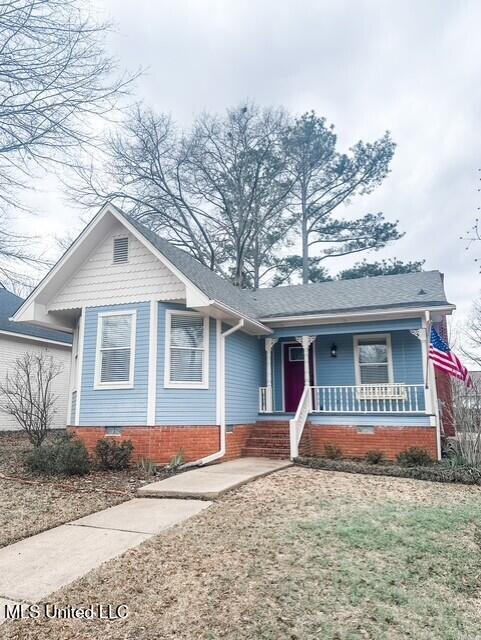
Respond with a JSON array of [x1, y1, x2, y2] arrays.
[[283, 343, 314, 412]]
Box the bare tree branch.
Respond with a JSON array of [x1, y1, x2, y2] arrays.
[[0, 351, 62, 446], [0, 0, 139, 286]]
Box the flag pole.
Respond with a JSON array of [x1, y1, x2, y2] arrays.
[[425, 310, 431, 390]]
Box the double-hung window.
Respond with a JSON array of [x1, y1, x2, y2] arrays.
[[354, 334, 393, 385], [165, 310, 209, 388], [95, 311, 136, 389]]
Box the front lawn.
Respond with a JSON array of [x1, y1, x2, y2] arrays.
[[0, 431, 148, 548], [5, 466, 481, 639]]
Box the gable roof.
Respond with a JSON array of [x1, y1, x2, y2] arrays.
[[122, 213, 260, 318], [11, 203, 454, 333], [0, 288, 72, 345]]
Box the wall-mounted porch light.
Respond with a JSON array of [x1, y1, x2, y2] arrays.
[[330, 342, 337, 358]]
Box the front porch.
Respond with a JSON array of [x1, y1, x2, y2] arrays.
[[255, 322, 438, 459], [260, 383, 426, 415]]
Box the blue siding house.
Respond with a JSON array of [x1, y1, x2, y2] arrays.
[[12, 204, 455, 462]]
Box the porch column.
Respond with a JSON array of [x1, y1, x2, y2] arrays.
[[265, 337, 278, 412], [295, 336, 316, 387]]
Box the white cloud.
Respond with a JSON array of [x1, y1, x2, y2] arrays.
[[18, 0, 481, 343]]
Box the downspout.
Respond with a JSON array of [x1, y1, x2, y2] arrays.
[[184, 319, 245, 467]]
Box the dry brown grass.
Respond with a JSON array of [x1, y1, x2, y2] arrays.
[[4, 465, 481, 639], [0, 431, 148, 548]]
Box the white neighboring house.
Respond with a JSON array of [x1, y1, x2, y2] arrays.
[[0, 287, 72, 431]]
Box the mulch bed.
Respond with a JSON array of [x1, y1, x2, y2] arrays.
[[0, 431, 158, 548], [295, 455, 481, 485]]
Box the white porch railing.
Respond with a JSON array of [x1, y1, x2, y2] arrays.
[[289, 386, 312, 459], [259, 386, 270, 413], [259, 384, 425, 414], [311, 384, 424, 414]]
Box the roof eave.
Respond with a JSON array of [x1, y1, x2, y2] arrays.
[[0, 328, 71, 347], [260, 304, 456, 327], [203, 299, 272, 335]]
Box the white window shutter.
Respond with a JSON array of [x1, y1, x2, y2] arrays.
[[113, 237, 129, 263]]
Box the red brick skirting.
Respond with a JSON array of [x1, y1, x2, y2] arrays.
[[68, 424, 254, 464], [303, 423, 438, 460], [68, 422, 438, 463]]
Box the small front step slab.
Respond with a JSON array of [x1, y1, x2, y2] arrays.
[[138, 457, 292, 499]]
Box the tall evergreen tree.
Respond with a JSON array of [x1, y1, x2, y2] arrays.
[[283, 112, 399, 283], [338, 258, 424, 280]]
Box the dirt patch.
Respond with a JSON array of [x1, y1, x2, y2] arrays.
[[0, 432, 151, 548], [4, 466, 481, 639]]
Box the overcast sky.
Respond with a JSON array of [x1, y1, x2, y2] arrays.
[[24, 0, 481, 337]]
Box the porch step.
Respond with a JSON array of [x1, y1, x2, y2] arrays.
[[241, 448, 290, 460], [242, 421, 291, 460]]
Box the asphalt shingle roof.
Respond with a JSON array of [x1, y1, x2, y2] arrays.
[[244, 271, 450, 318], [0, 288, 72, 344], [123, 213, 260, 317], [124, 212, 451, 322]]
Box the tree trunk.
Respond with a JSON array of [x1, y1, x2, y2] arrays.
[[253, 233, 260, 290], [233, 238, 243, 288], [301, 188, 309, 284]]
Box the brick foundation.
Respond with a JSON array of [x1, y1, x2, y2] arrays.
[[303, 423, 438, 460], [68, 422, 438, 463], [224, 425, 254, 460], [68, 424, 254, 464]]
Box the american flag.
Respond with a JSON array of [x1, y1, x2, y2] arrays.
[[429, 327, 473, 387]]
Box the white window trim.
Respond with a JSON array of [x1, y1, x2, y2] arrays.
[[164, 309, 209, 389], [94, 310, 137, 390], [288, 345, 305, 362], [353, 333, 394, 386]]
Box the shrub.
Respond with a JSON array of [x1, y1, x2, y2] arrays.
[[55, 436, 91, 475], [25, 445, 55, 474], [137, 457, 157, 475], [295, 456, 481, 486], [95, 438, 134, 471], [25, 434, 90, 476], [396, 447, 433, 467], [167, 449, 185, 471], [323, 443, 343, 460], [365, 450, 386, 465]]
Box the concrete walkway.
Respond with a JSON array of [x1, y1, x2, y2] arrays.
[[138, 457, 292, 499], [0, 457, 291, 623], [0, 498, 210, 620]]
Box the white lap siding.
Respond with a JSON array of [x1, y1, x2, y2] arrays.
[[48, 222, 185, 311], [0, 335, 71, 431]]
